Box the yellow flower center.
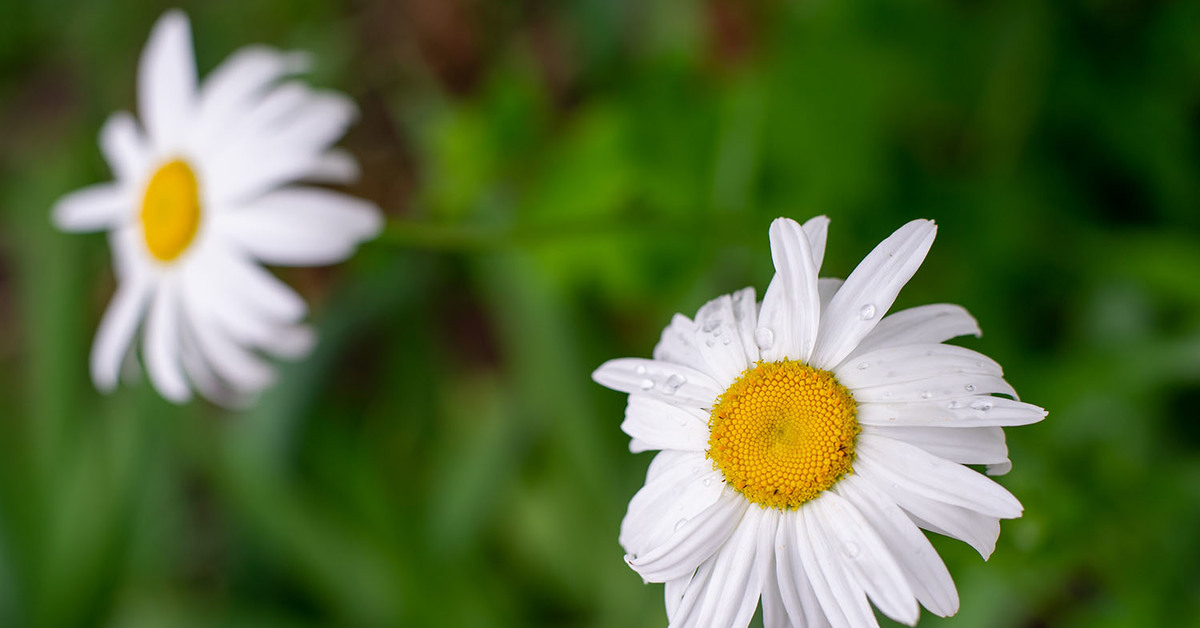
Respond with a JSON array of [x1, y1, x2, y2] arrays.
[[707, 360, 859, 510], [141, 159, 201, 262]]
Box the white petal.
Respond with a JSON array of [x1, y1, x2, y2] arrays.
[[836, 475, 959, 617], [621, 451, 723, 559], [592, 359, 723, 409], [52, 182, 129, 232], [627, 489, 747, 582], [802, 215, 830, 273], [729, 287, 760, 365], [304, 148, 361, 184], [811, 219, 937, 369], [210, 91, 358, 204], [795, 507, 877, 628], [673, 507, 764, 628], [835, 343, 1003, 389], [855, 397, 1047, 428], [219, 187, 382, 266], [621, 396, 710, 453], [138, 10, 197, 153], [855, 433, 1022, 519], [865, 425, 1009, 468], [90, 277, 152, 392], [177, 308, 249, 407], [183, 306, 276, 393], [810, 492, 919, 625], [193, 46, 311, 148], [757, 509, 791, 628], [142, 281, 191, 403], [886, 485, 1003, 559], [99, 112, 150, 183], [818, 277, 843, 311], [653, 313, 704, 367], [665, 573, 692, 624], [758, 218, 821, 363], [850, 304, 981, 358], [693, 294, 750, 385], [849, 373, 1016, 403], [203, 241, 307, 323], [775, 512, 832, 628]]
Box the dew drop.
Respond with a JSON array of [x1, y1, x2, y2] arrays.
[[843, 542, 860, 559], [705, 338, 716, 348], [702, 318, 720, 333], [665, 374, 687, 394], [635, 364, 647, 375], [858, 303, 876, 320], [754, 327, 775, 350], [721, 336, 732, 345], [947, 400, 964, 409], [856, 361, 870, 370], [920, 391, 933, 400], [964, 384, 976, 392], [702, 478, 713, 487], [713, 327, 723, 337], [970, 400, 994, 411], [639, 379, 655, 391]]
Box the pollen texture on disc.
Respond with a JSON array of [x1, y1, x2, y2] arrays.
[[707, 360, 859, 510]]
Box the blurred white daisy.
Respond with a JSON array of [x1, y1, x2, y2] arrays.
[[52, 10, 382, 405], [593, 217, 1045, 628]]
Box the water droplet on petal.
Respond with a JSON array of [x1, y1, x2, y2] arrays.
[[964, 383, 976, 392], [639, 379, 654, 391], [856, 361, 870, 370], [948, 400, 964, 409], [970, 399, 993, 411], [754, 327, 775, 350], [635, 364, 647, 375], [702, 478, 712, 487], [920, 390, 933, 400], [722, 336, 732, 345], [665, 374, 687, 394], [858, 304, 876, 320], [843, 542, 860, 559]]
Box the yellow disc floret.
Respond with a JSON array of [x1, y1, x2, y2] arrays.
[[707, 360, 859, 510], [141, 159, 201, 262]]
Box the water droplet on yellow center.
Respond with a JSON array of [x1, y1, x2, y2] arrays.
[[707, 360, 859, 510], [141, 159, 200, 262]]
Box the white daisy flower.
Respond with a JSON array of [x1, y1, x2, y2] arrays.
[[51, 10, 382, 405], [593, 216, 1045, 628]]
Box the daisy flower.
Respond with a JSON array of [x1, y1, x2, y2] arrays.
[[593, 217, 1045, 628], [51, 10, 382, 405]]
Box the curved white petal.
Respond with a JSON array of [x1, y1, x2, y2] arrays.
[[52, 182, 129, 232], [795, 507, 877, 628], [138, 10, 197, 153], [885, 483, 1003, 559], [653, 313, 704, 369], [217, 187, 381, 267], [142, 281, 191, 403], [99, 112, 150, 184], [818, 277, 843, 311], [850, 303, 981, 359], [802, 215, 830, 273], [620, 450, 724, 560], [626, 489, 747, 583], [810, 491, 919, 625], [835, 475, 959, 617], [90, 277, 153, 392], [693, 294, 750, 386], [775, 512, 832, 628], [855, 397, 1046, 428], [758, 218, 821, 363], [592, 359, 723, 409], [192, 46, 311, 148], [850, 373, 1017, 404], [729, 287, 759, 366], [855, 433, 1022, 519], [203, 241, 307, 323], [304, 148, 361, 184], [865, 425, 1010, 468], [621, 396, 710, 453], [672, 507, 764, 628], [183, 304, 276, 393], [811, 219, 937, 369], [835, 343, 1003, 389]]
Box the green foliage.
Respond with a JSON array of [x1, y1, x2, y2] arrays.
[[2, 0, 1200, 626]]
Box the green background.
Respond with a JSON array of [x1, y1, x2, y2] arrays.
[[2, 0, 1199, 626]]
